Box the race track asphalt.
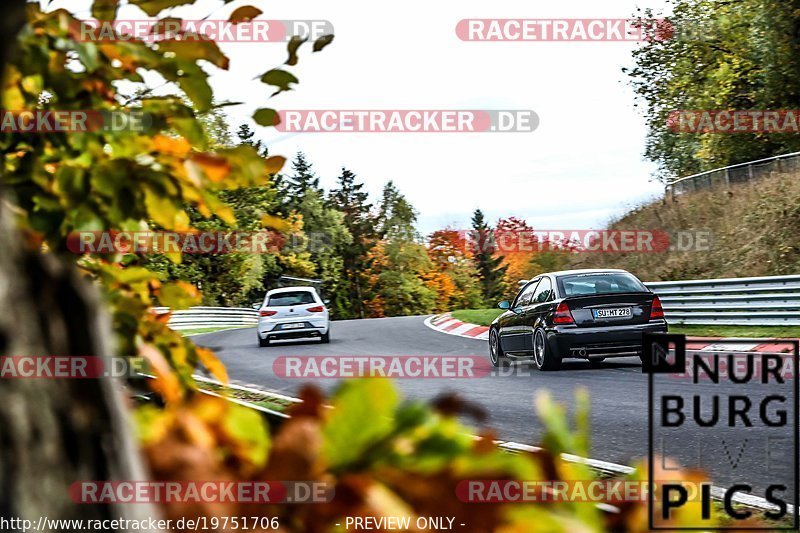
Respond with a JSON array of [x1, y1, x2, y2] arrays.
[[192, 315, 797, 506]]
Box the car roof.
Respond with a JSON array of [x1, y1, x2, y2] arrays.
[[546, 268, 630, 278], [266, 286, 318, 295]]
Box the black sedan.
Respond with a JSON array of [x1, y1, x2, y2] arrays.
[[489, 269, 667, 370]]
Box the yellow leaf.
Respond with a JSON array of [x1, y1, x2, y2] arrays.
[[180, 412, 217, 449], [229, 5, 262, 23], [159, 280, 200, 309], [139, 342, 183, 403], [196, 346, 229, 384], [260, 214, 290, 231], [189, 153, 231, 183], [153, 134, 191, 157], [264, 155, 286, 174]]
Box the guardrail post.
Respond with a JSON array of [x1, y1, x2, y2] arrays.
[[724, 168, 730, 188]]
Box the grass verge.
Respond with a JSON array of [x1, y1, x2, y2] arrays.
[[451, 309, 800, 339], [195, 380, 293, 413], [451, 308, 504, 326]]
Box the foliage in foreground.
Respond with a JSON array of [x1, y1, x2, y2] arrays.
[[1, 1, 334, 402], [139, 378, 740, 532]]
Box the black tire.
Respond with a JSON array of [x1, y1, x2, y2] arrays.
[[258, 336, 269, 347], [321, 331, 330, 344], [489, 329, 509, 368], [532, 328, 561, 371]]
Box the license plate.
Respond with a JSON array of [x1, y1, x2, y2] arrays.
[[593, 307, 632, 318], [282, 323, 305, 329]]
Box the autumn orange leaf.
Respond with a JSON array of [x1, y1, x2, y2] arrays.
[[260, 214, 290, 232], [190, 153, 231, 182], [153, 135, 191, 157], [196, 346, 229, 384], [139, 342, 183, 404], [264, 155, 286, 174]]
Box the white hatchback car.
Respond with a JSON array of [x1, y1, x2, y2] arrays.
[[257, 286, 330, 346]]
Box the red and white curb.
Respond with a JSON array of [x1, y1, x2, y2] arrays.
[[424, 313, 489, 340]]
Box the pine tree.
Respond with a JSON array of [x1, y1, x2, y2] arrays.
[[471, 209, 508, 304], [329, 167, 377, 318], [284, 152, 320, 210], [376, 180, 417, 241], [236, 124, 267, 156]]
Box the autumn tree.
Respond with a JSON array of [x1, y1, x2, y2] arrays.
[[496, 216, 542, 292], [426, 229, 483, 312], [626, 0, 800, 180]]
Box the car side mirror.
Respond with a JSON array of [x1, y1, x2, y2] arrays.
[[252, 303, 260, 310], [324, 299, 331, 305], [498, 300, 511, 310]]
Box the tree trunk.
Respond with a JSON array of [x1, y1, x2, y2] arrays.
[[0, 2, 160, 530]]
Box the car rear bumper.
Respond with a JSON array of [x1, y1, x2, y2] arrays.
[[548, 321, 668, 359], [258, 318, 329, 340]]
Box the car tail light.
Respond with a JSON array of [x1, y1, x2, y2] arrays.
[[553, 301, 575, 325], [650, 295, 665, 320], [307, 305, 324, 313], [260, 310, 277, 317]]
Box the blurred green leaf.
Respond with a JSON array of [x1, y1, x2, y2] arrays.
[[158, 40, 230, 70], [323, 379, 399, 469], [222, 403, 270, 467], [91, 0, 119, 20], [253, 108, 280, 127], [159, 280, 201, 309], [260, 69, 298, 96], [285, 35, 306, 66], [130, 0, 194, 16], [313, 34, 334, 52], [229, 6, 262, 23]]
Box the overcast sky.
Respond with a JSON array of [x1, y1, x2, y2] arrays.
[[53, 0, 670, 235]]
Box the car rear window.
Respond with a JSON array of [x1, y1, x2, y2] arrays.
[[558, 273, 647, 297], [267, 291, 316, 306]]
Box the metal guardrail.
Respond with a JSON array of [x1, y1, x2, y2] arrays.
[[151, 306, 258, 330], [645, 274, 800, 326], [159, 274, 800, 329], [665, 151, 800, 198]]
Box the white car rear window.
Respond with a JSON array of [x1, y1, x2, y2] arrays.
[[268, 291, 316, 306]]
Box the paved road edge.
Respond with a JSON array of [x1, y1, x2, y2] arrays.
[[424, 313, 489, 340], [425, 313, 795, 354]]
